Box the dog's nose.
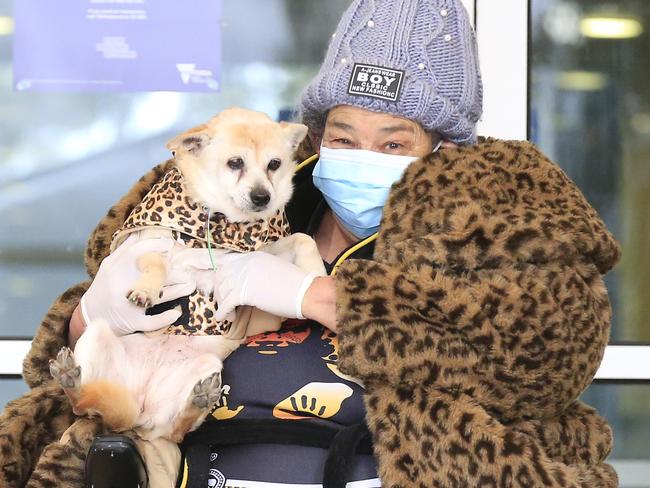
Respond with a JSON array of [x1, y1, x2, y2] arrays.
[[250, 189, 270, 207]]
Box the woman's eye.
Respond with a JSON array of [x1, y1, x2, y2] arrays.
[[386, 142, 403, 150], [333, 138, 352, 145]]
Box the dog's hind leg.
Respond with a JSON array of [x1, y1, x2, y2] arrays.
[[169, 371, 222, 443], [49, 347, 83, 414], [136, 353, 222, 443], [49, 348, 135, 429], [66, 320, 140, 431]]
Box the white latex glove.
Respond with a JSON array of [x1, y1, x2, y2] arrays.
[[80, 234, 197, 335], [186, 250, 317, 322]]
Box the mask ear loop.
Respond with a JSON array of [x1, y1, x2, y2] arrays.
[[433, 139, 443, 153]]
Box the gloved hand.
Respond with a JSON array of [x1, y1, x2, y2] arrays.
[[185, 250, 317, 321], [80, 235, 196, 335]]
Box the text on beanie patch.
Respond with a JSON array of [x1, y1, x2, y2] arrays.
[[347, 63, 404, 102]]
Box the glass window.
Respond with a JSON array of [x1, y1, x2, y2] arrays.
[[531, 2, 650, 487], [530, 0, 650, 342], [0, 0, 349, 337], [0, 378, 28, 410]]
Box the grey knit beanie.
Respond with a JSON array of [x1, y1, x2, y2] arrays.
[[300, 0, 483, 145]]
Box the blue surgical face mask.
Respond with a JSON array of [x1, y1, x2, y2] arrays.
[[313, 143, 441, 239]]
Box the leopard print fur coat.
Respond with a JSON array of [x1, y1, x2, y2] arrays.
[[0, 138, 620, 487]]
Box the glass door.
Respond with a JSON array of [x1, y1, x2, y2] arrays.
[[473, 0, 650, 485]]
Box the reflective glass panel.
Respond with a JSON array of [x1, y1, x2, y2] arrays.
[[530, 0, 650, 342], [0, 378, 28, 410], [532, 1, 650, 485]]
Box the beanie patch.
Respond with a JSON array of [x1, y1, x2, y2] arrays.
[[347, 63, 404, 102]]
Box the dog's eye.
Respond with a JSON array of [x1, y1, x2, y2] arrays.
[[227, 157, 244, 170], [267, 158, 281, 171]]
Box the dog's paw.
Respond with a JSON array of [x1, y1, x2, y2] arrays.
[[291, 233, 328, 276], [126, 287, 162, 308], [49, 347, 81, 390], [191, 372, 222, 410]]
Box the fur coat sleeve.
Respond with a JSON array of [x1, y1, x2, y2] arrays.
[[334, 138, 620, 486]]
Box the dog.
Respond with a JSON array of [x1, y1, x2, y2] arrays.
[[49, 107, 326, 486]]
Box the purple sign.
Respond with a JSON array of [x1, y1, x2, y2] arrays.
[[13, 0, 221, 92]]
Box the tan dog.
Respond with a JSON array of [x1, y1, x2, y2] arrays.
[[49, 107, 325, 486]]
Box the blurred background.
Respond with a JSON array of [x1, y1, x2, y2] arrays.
[[0, 0, 648, 484]]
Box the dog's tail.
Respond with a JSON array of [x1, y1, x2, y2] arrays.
[[77, 380, 139, 432]]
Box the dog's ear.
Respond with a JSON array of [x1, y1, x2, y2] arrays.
[[279, 122, 309, 150], [166, 124, 210, 157]]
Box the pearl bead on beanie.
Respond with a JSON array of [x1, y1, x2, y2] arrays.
[[300, 0, 483, 144]]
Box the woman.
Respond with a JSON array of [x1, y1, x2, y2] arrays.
[[0, 0, 620, 487]]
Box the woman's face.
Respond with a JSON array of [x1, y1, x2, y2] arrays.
[[320, 105, 436, 157]]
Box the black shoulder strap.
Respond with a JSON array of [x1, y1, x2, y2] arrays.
[[324, 423, 373, 488], [182, 442, 212, 488], [179, 419, 372, 487]]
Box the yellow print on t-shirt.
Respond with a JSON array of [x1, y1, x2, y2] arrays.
[[273, 382, 353, 420], [211, 384, 244, 420], [245, 320, 312, 355]]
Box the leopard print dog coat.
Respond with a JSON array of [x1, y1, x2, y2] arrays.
[[111, 166, 290, 335], [0, 139, 620, 487]]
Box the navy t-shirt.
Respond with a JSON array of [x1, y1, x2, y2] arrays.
[[205, 319, 379, 487]]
